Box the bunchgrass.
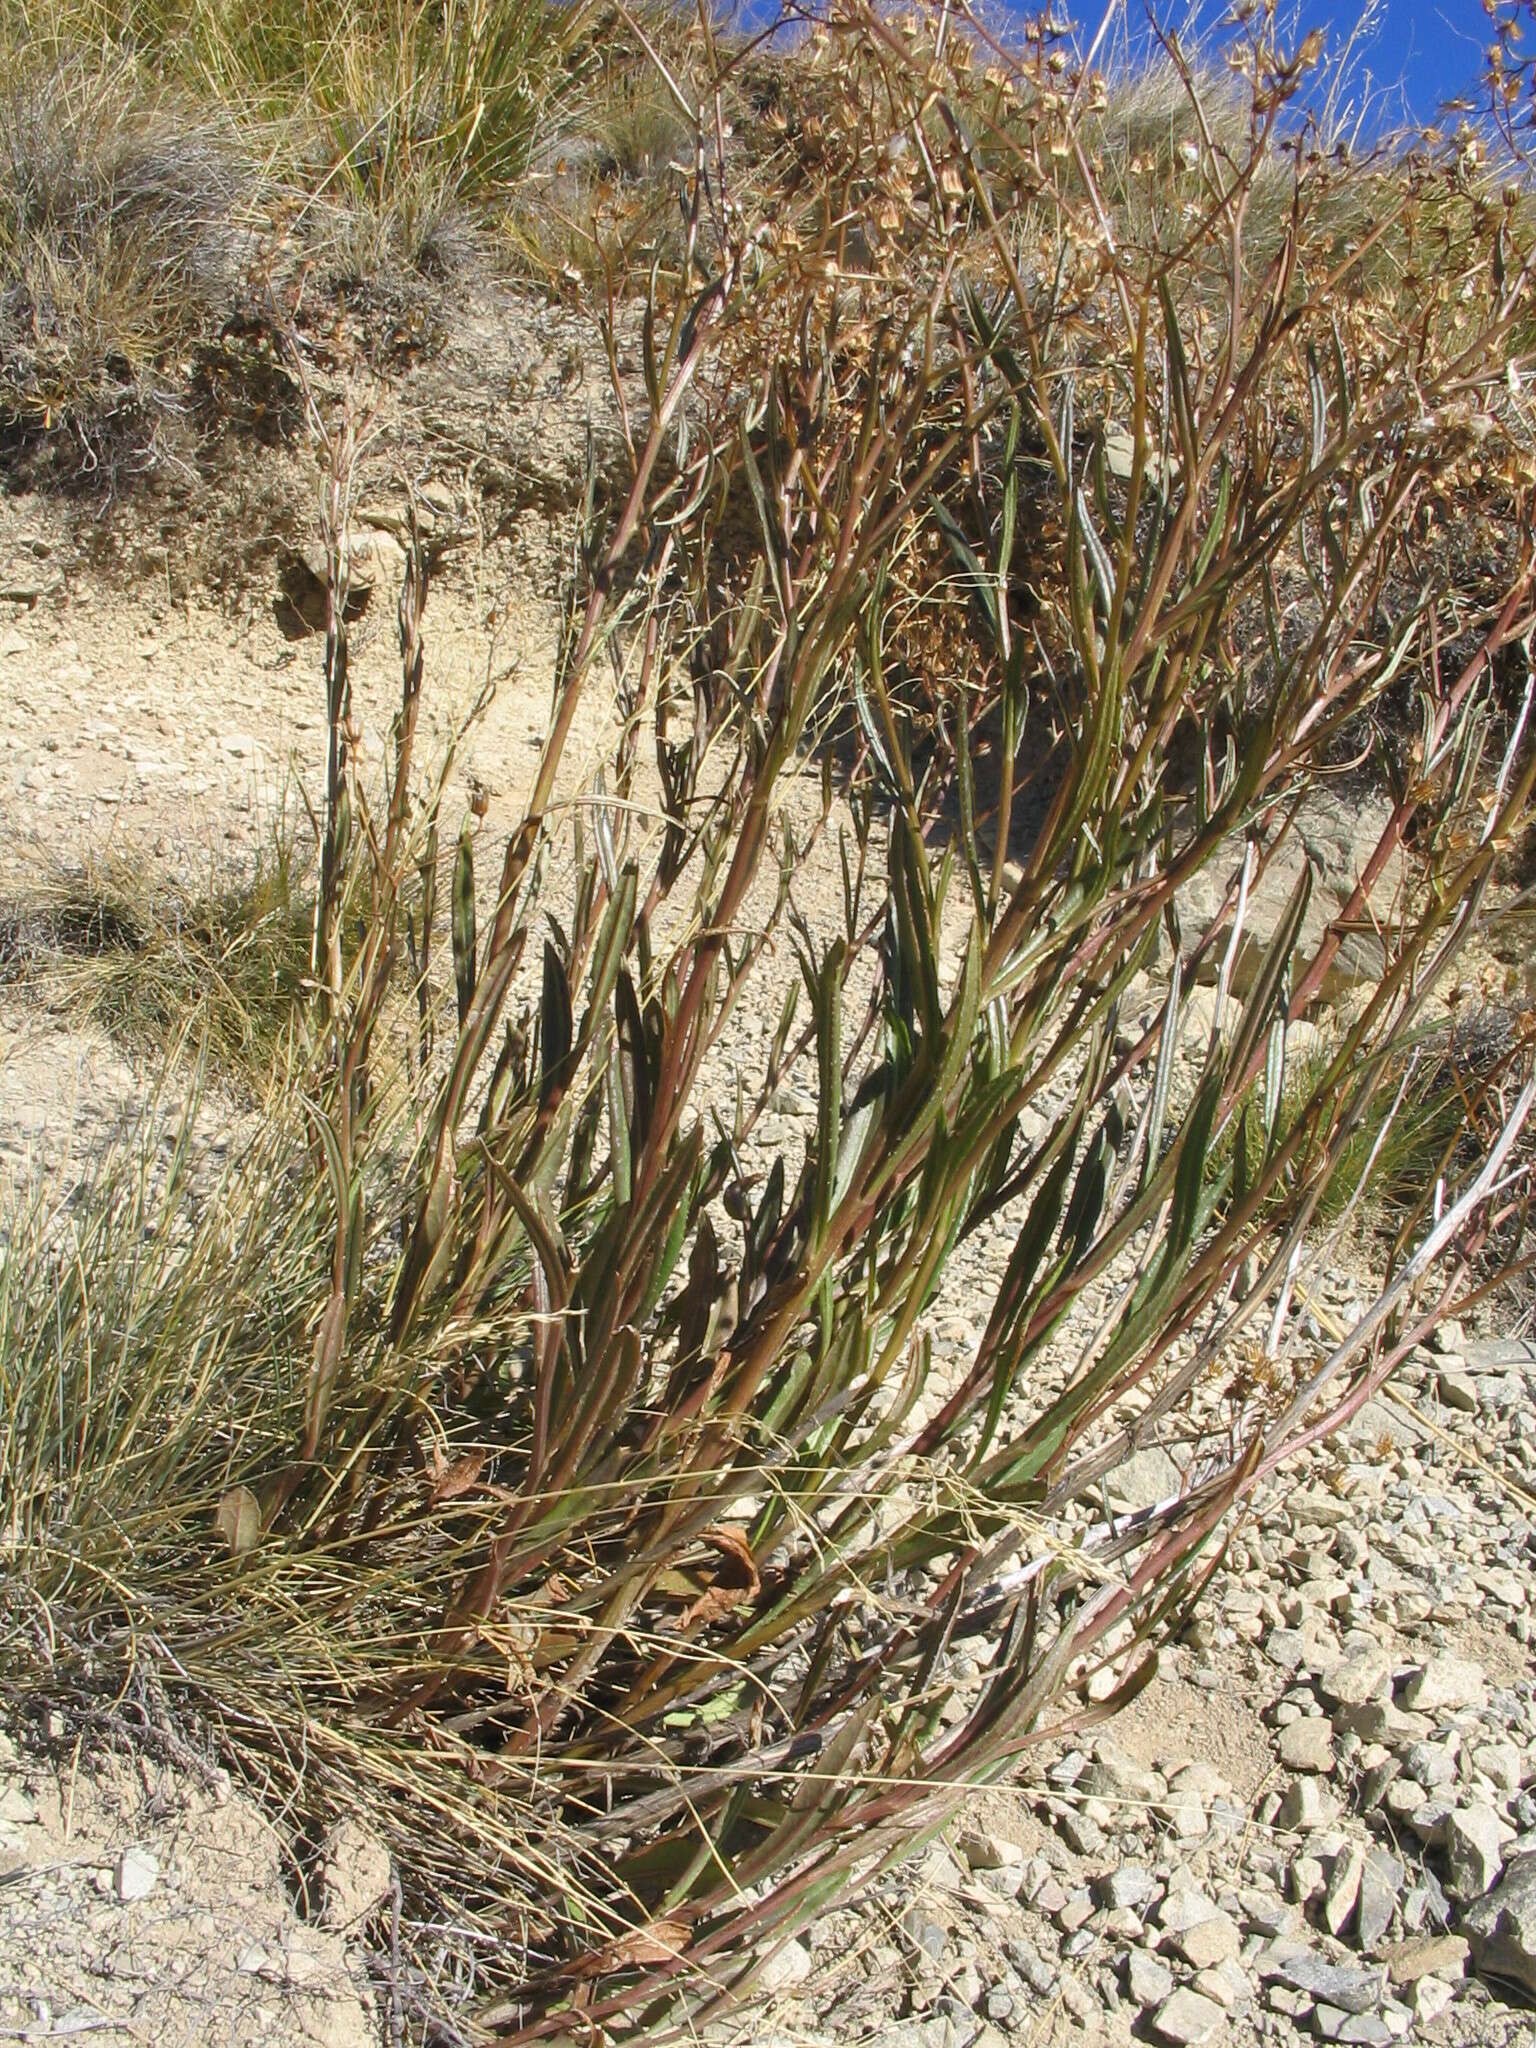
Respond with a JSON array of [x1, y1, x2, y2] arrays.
[[0, 827, 314, 1079]]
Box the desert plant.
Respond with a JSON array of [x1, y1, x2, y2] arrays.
[[0, 48, 259, 465], [5, 6, 1536, 2043], [0, 823, 314, 1076]]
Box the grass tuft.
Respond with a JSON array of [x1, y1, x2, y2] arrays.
[[0, 828, 314, 1077]]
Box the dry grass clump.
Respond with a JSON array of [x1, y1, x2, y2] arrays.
[[0, 50, 265, 475], [3, 5, 1536, 2044], [0, 828, 313, 1076]]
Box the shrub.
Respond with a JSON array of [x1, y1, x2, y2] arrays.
[[4, 6, 1536, 2042]]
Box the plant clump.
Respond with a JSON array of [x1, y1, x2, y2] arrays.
[[3, 5, 1536, 2043]]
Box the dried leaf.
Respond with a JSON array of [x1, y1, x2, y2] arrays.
[[213, 1486, 261, 1557], [681, 1524, 761, 1629]]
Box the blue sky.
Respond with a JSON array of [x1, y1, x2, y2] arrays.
[[1111, 2, 1501, 127]]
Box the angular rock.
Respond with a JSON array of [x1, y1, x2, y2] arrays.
[[1152, 1987, 1227, 2044], [1320, 1645, 1392, 1710], [114, 1846, 158, 1903], [1278, 1716, 1336, 1775], [1402, 1655, 1487, 1716], [1435, 1369, 1478, 1414], [1444, 1803, 1505, 1903], [1463, 1851, 1536, 1996], [1313, 2008, 1393, 2045], [1174, 1910, 1242, 1970], [1080, 1739, 1166, 1811], [1157, 1888, 1223, 1936], [1056, 1807, 1106, 1856], [1277, 1775, 1339, 1831], [955, 1828, 1023, 1876], [1356, 1850, 1404, 1954], [1267, 1955, 1385, 2014], [1098, 1863, 1157, 1911], [757, 1938, 813, 1994], [1107, 1446, 1182, 1514], [1193, 1958, 1252, 2011], [1127, 1948, 1176, 2005], [1383, 1933, 1469, 1987], [1412, 1976, 1457, 2025], [1324, 1844, 1365, 1938]]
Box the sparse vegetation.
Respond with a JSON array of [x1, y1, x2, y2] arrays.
[[3, 3, 1536, 2045], [0, 826, 313, 1075]]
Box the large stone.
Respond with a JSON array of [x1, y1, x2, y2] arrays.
[[757, 1938, 813, 1994], [1081, 1738, 1166, 1810], [1383, 1933, 1469, 1987], [1463, 1851, 1536, 1996], [1267, 1956, 1385, 2014], [1279, 1716, 1337, 1774], [1174, 1910, 1243, 1970], [1320, 1644, 1392, 1709], [1174, 794, 1401, 1005], [1435, 1369, 1478, 1413], [1277, 1775, 1340, 1831], [955, 1828, 1023, 1876], [1106, 1446, 1182, 1514], [1098, 1863, 1158, 1911], [1402, 1654, 1487, 1715], [1152, 1988, 1227, 2044], [1312, 2010, 1393, 2046], [1324, 1844, 1365, 1939], [1128, 1948, 1176, 2005], [114, 1846, 158, 1902], [1356, 1850, 1405, 1953], [1444, 1804, 1505, 1902]]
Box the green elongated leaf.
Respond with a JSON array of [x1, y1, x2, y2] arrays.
[[851, 658, 901, 800], [452, 819, 477, 1030], [540, 939, 574, 1108], [344, 1176, 365, 1309], [953, 693, 988, 923], [933, 497, 1002, 648], [811, 939, 845, 1248], [738, 414, 786, 612], [1227, 860, 1312, 1085], [671, 1211, 720, 1368], [1000, 399, 1021, 567], [616, 968, 651, 1159], [581, 863, 638, 1049], [934, 925, 983, 1107], [1192, 459, 1232, 582], [985, 1412, 1070, 1497], [1158, 276, 1199, 476], [1058, 1116, 1114, 1266], [1264, 1015, 1287, 1144], [638, 1171, 697, 1326], [1075, 484, 1116, 618], [1163, 1067, 1223, 1272], [1307, 342, 1329, 471], [748, 1155, 785, 1285], [830, 1075, 885, 1214], [892, 814, 942, 1046], [607, 1039, 632, 1208], [305, 1097, 348, 1226], [1136, 960, 1181, 1194], [975, 1136, 1076, 1457]]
